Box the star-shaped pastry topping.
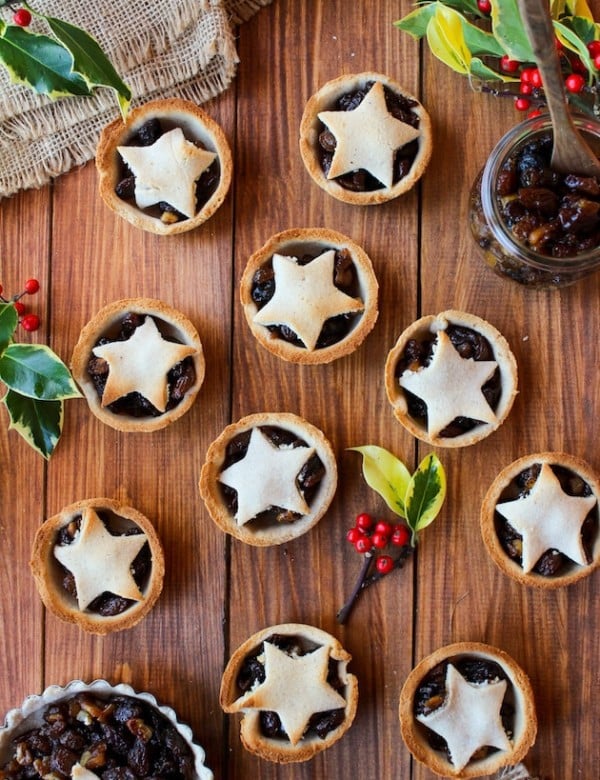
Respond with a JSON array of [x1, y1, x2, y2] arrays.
[[238, 641, 346, 745], [219, 428, 315, 526], [496, 462, 596, 573], [252, 250, 363, 350], [318, 81, 420, 188], [399, 330, 498, 438], [93, 316, 196, 412], [417, 664, 511, 772], [53, 507, 148, 611], [118, 127, 216, 218]]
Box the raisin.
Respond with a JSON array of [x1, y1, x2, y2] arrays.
[[135, 118, 162, 146]]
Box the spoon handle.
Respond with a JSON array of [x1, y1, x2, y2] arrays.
[[517, 0, 600, 177]]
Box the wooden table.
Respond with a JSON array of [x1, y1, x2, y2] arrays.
[[2, 1, 599, 778]]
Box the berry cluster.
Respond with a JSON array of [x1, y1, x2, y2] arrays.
[[346, 512, 411, 574], [0, 279, 41, 331]]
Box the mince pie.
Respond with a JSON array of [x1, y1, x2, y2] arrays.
[[240, 227, 378, 363], [71, 298, 204, 432], [481, 452, 600, 588], [0, 679, 213, 779], [199, 412, 337, 546], [385, 310, 518, 447], [299, 72, 432, 205], [30, 498, 164, 635], [399, 642, 537, 778], [96, 98, 232, 235], [220, 623, 358, 763]]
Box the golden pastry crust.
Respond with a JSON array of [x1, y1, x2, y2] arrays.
[[299, 72, 432, 205], [220, 623, 358, 763], [29, 498, 165, 635], [399, 641, 537, 778], [96, 98, 232, 235], [481, 451, 600, 588], [384, 309, 518, 447], [71, 297, 205, 433], [240, 227, 379, 364], [199, 412, 337, 546]]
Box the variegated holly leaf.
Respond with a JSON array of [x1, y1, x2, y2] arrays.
[[0, 343, 80, 400], [2, 387, 63, 459], [349, 445, 412, 518], [490, 0, 535, 61], [404, 453, 447, 544], [0, 302, 18, 352], [0, 23, 91, 98]]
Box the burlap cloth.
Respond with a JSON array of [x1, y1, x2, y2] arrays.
[[0, 0, 272, 199]]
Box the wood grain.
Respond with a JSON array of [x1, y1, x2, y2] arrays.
[[1, 1, 599, 778]]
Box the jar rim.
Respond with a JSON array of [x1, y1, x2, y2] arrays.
[[480, 113, 600, 274]]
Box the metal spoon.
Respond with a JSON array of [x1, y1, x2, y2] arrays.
[[517, 0, 600, 177]]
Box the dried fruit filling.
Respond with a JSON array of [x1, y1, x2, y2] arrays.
[[251, 247, 360, 348], [496, 134, 600, 257], [395, 325, 501, 437], [318, 82, 420, 191], [115, 118, 219, 222], [236, 634, 346, 741], [87, 313, 196, 418], [219, 426, 325, 525], [414, 658, 514, 764], [54, 511, 151, 617], [0, 692, 195, 779], [495, 463, 598, 576]]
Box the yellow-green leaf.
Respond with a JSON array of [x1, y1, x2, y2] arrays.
[[565, 0, 594, 20], [404, 453, 447, 541], [426, 5, 473, 76], [0, 302, 18, 351], [491, 0, 535, 61], [348, 445, 412, 518], [0, 343, 81, 400], [2, 388, 63, 459]]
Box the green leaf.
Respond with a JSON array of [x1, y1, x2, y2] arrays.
[[461, 16, 505, 56], [0, 24, 91, 98], [555, 19, 595, 79], [491, 0, 535, 61], [404, 453, 447, 543], [394, 3, 437, 38], [348, 445, 412, 518], [565, 0, 594, 20], [0, 343, 81, 400], [0, 303, 18, 352], [44, 15, 131, 116], [426, 5, 473, 75], [2, 388, 63, 459], [470, 56, 516, 82]]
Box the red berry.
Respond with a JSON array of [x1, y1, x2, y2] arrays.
[[515, 97, 531, 111], [588, 40, 600, 59], [520, 67, 536, 84], [375, 555, 394, 575], [565, 73, 586, 93], [554, 37, 564, 53], [477, 0, 491, 13], [355, 512, 373, 531], [570, 56, 587, 75], [13, 301, 26, 316], [374, 520, 393, 536], [530, 68, 543, 88], [519, 82, 533, 95], [500, 55, 519, 74], [354, 536, 373, 554], [0, 284, 3, 295], [527, 108, 543, 119], [391, 525, 410, 547], [24, 278, 40, 295], [13, 8, 32, 27], [594, 54, 600, 70], [346, 527, 362, 545], [21, 313, 40, 331], [371, 531, 389, 549]]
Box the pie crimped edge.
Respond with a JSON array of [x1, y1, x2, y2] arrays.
[[399, 641, 537, 779], [71, 297, 205, 433], [481, 451, 600, 589], [240, 227, 379, 364], [384, 309, 518, 448], [96, 97, 232, 235], [299, 71, 432, 205], [220, 623, 358, 763], [0, 679, 213, 779], [199, 411, 337, 546], [29, 498, 165, 635]]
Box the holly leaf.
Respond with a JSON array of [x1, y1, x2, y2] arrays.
[[491, 0, 535, 61], [394, 3, 437, 38], [0, 343, 81, 400], [2, 387, 63, 459], [348, 445, 412, 518], [44, 15, 131, 116], [0, 24, 91, 98], [555, 19, 595, 79], [404, 453, 447, 543], [426, 5, 473, 75], [0, 303, 18, 352]]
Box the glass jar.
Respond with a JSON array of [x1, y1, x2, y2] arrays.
[[469, 114, 600, 289]]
